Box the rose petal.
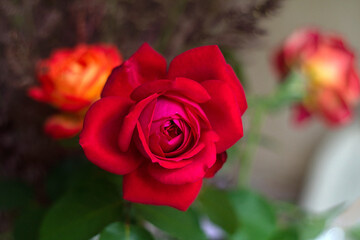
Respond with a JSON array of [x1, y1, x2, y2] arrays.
[[147, 131, 217, 185], [172, 77, 211, 103], [283, 28, 320, 65], [346, 68, 360, 100], [148, 134, 166, 157], [135, 121, 167, 163], [167, 45, 247, 114], [158, 132, 184, 153], [165, 94, 211, 129], [28, 86, 92, 112], [156, 158, 194, 169], [204, 152, 227, 178], [56, 95, 92, 112], [80, 96, 143, 175], [136, 116, 204, 170], [152, 97, 188, 121], [293, 104, 312, 124], [130, 78, 211, 103], [167, 45, 226, 82], [28, 87, 49, 102], [130, 80, 172, 101], [44, 114, 83, 139], [317, 89, 352, 125], [273, 48, 288, 79], [157, 142, 205, 165], [118, 94, 158, 152], [123, 166, 203, 211], [102, 43, 167, 98], [200, 80, 244, 153], [225, 65, 248, 115], [327, 35, 354, 57]]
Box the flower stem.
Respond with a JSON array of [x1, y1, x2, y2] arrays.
[[124, 201, 132, 240], [238, 99, 266, 187], [237, 71, 306, 187]]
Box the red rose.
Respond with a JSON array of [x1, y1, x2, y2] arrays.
[[80, 43, 247, 210], [28, 44, 123, 138], [274, 28, 360, 125]]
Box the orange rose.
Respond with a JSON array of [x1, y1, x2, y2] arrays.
[[29, 44, 122, 138], [274, 28, 360, 126]]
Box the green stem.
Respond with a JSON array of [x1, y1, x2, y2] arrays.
[[236, 71, 306, 187], [238, 100, 266, 187], [124, 201, 132, 240]]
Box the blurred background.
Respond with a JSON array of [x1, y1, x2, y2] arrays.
[[243, 0, 360, 210]]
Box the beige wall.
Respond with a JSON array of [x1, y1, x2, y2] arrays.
[[243, 0, 360, 201]]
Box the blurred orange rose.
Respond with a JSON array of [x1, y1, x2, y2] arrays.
[[29, 44, 122, 138], [274, 28, 360, 126]]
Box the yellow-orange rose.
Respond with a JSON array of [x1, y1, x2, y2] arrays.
[[29, 44, 122, 138], [274, 28, 360, 126]]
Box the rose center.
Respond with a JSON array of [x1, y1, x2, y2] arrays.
[[162, 120, 182, 139]]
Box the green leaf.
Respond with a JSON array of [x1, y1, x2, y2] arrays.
[[0, 180, 33, 210], [298, 215, 327, 240], [297, 204, 343, 240], [198, 187, 238, 234], [228, 189, 277, 240], [348, 224, 360, 239], [39, 179, 122, 240], [99, 222, 154, 240], [45, 157, 86, 201], [135, 204, 206, 240], [13, 206, 45, 240], [267, 70, 306, 110], [229, 230, 249, 240], [270, 228, 299, 240], [46, 155, 122, 201]]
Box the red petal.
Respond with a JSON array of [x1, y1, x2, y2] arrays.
[[135, 117, 204, 170], [172, 77, 211, 103], [118, 94, 158, 152], [293, 104, 312, 124], [130, 78, 211, 103], [130, 80, 172, 101], [317, 89, 352, 126], [92, 44, 123, 64], [80, 96, 143, 175], [44, 114, 83, 139], [283, 28, 320, 63], [225, 65, 247, 115], [200, 80, 244, 153], [273, 47, 288, 79], [134, 121, 165, 164], [327, 35, 355, 57], [168, 45, 226, 81], [28, 87, 49, 102], [56, 96, 92, 112], [205, 152, 227, 178], [167, 45, 247, 113], [346, 68, 360, 100], [123, 166, 203, 211], [102, 43, 167, 98], [28, 87, 92, 112], [147, 131, 217, 185]]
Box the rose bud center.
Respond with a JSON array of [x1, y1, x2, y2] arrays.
[[157, 118, 185, 153], [137, 97, 198, 160], [163, 120, 181, 138]]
